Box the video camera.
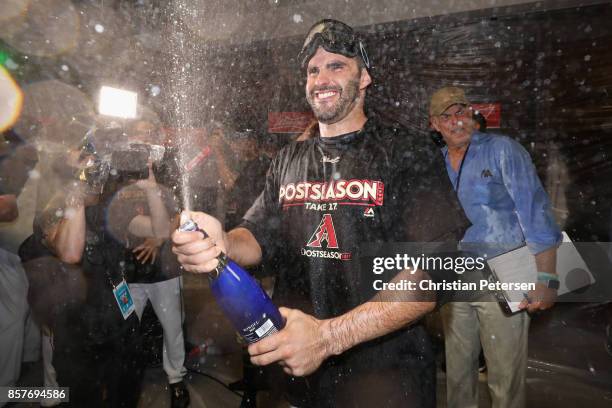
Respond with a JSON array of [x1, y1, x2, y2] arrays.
[[75, 125, 165, 193]]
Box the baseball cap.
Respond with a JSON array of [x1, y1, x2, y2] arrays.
[[429, 87, 471, 116], [298, 19, 370, 69]]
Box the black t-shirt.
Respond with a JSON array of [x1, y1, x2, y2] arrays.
[[30, 203, 142, 348], [103, 180, 179, 283], [240, 118, 469, 406], [226, 154, 272, 230]]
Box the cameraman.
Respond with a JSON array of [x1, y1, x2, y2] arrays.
[[117, 119, 190, 408], [35, 121, 174, 407]]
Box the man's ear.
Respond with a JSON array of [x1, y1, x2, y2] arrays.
[[430, 117, 441, 132], [359, 68, 372, 90]]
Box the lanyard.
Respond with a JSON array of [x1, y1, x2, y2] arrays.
[[445, 143, 471, 192]]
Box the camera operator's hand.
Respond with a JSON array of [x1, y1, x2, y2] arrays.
[[133, 237, 164, 264], [64, 180, 90, 210], [172, 211, 227, 274], [66, 148, 88, 169], [134, 162, 159, 191]]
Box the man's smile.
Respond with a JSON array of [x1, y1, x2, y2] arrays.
[[313, 87, 340, 102]]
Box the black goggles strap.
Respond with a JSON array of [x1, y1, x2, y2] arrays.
[[299, 33, 370, 69]]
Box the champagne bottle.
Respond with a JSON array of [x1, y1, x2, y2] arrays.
[[178, 219, 285, 343]]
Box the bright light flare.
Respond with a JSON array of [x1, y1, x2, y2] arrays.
[[0, 65, 23, 132], [98, 86, 137, 119]]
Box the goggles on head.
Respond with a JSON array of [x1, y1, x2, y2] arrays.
[[298, 19, 370, 70]]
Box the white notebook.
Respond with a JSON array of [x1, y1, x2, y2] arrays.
[[487, 232, 594, 313]]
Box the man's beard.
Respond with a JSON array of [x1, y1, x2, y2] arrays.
[[307, 78, 361, 124]]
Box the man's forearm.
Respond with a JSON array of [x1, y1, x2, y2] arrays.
[[247, 268, 438, 376], [535, 246, 557, 275], [53, 204, 86, 264], [226, 227, 262, 267], [127, 215, 155, 238], [322, 268, 436, 356], [146, 187, 171, 238]]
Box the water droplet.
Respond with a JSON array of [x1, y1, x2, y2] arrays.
[[293, 14, 303, 23], [584, 55, 591, 62], [61, 65, 69, 71], [94, 24, 105, 33]]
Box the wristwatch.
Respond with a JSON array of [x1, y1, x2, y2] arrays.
[[537, 272, 560, 290]]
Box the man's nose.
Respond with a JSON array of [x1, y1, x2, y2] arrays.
[[450, 113, 461, 126], [314, 71, 331, 87]]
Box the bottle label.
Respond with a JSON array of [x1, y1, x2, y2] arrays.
[[255, 319, 276, 337], [243, 318, 279, 344]]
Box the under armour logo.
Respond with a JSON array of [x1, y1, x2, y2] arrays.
[[481, 169, 493, 178], [321, 155, 340, 164]]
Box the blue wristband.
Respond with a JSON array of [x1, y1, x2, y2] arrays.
[[537, 272, 559, 282]]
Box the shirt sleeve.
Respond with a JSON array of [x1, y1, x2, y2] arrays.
[[238, 151, 283, 261], [392, 132, 471, 243], [498, 138, 562, 254]]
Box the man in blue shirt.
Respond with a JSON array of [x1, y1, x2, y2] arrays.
[[429, 86, 562, 408]]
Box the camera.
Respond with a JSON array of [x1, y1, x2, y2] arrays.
[[75, 125, 166, 193], [110, 143, 151, 180]]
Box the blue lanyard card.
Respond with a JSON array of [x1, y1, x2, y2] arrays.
[[112, 279, 135, 320]]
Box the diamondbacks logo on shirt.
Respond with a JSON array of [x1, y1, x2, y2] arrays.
[[306, 214, 338, 248], [301, 214, 351, 260]]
